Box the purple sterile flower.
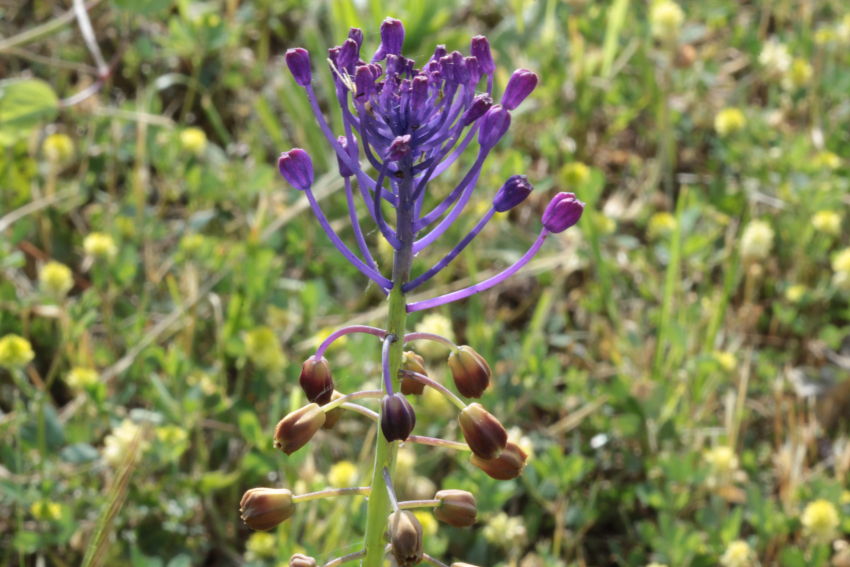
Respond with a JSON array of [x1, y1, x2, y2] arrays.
[[354, 65, 375, 97], [542, 192, 585, 233], [338, 38, 359, 70], [278, 148, 313, 190], [451, 51, 469, 84], [386, 135, 411, 161], [471, 36, 495, 74], [348, 27, 363, 49], [285, 48, 312, 87], [380, 17, 405, 57], [461, 94, 493, 127], [336, 135, 359, 177], [478, 105, 511, 148], [433, 44, 447, 61], [465, 56, 482, 85], [493, 175, 533, 212], [502, 68, 538, 110], [439, 55, 456, 83]]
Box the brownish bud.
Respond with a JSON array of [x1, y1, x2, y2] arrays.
[[447, 346, 491, 398], [322, 390, 345, 430], [381, 393, 416, 442], [273, 403, 326, 455], [400, 351, 427, 395], [451, 564, 481, 567], [457, 403, 507, 460], [388, 510, 424, 567], [433, 489, 477, 527], [300, 355, 334, 405], [290, 554, 318, 567], [240, 488, 296, 531], [470, 441, 528, 480]]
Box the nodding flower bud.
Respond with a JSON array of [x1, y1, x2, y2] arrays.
[[380, 17, 405, 57], [279, 148, 314, 190], [470, 441, 528, 480], [447, 346, 491, 399], [400, 351, 427, 396], [493, 175, 533, 212], [388, 511, 424, 567], [434, 490, 477, 527], [381, 393, 416, 442], [348, 27, 364, 49], [433, 44, 448, 61], [458, 403, 507, 460], [460, 94, 493, 127], [290, 554, 318, 567], [322, 390, 346, 430], [299, 355, 334, 405], [338, 38, 359, 70], [386, 135, 412, 161], [240, 488, 295, 531], [336, 134, 359, 177], [502, 68, 538, 110], [285, 48, 312, 87], [273, 404, 326, 455], [478, 105, 511, 148], [542, 192, 585, 233], [355, 65, 375, 98], [471, 36, 495, 74]]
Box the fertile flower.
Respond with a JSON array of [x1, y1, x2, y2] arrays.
[[400, 351, 427, 395], [299, 355, 334, 405], [387, 135, 412, 161], [741, 220, 774, 261], [493, 175, 533, 213], [801, 499, 840, 544], [650, 1, 685, 41], [83, 232, 117, 259], [180, 128, 207, 155], [434, 490, 477, 527], [447, 346, 491, 398], [458, 403, 507, 460], [714, 108, 746, 137], [336, 134, 359, 177], [388, 510, 423, 567], [502, 69, 538, 110], [720, 540, 754, 567], [542, 193, 586, 233], [381, 393, 416, 442], [470, 441, 528, 480], [0, 334, 34, 368], [812, 211, 841, 235], [240, 488, 296, 531], [279, 148, 314, 191], [273, 404, 326, 455], [39, 261, 73, 298]]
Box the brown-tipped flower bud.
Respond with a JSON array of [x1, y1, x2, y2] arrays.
[[457, 403, 507, 460], [299, 355, 334, 405], [381, 393, 416, 442], [240, 488, 296, 531], [470, 441, 528, 480], [290, 554, 318, 567], [388, 510, 424, 567], [322, 390, 346, 430], [400, 351, 427, 396], [433, 490, 477, 527], [447, 346, 491, 399], [273, 404, 326, 455]]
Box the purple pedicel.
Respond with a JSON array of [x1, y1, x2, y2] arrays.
[[542, 192, 586, 233], [336, 135, 359, 177], [278, 148, 313, 191], [285, 48, 312, 86], [502, 69, 539, 110]]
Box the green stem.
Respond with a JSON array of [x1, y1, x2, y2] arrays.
[[398, 499, 440, 510], [292, 487, 371, 503]]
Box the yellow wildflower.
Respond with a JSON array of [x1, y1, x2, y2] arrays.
[[180, 127, 207, 155], [39, 261, 74, 298], [650, 1, 685, 41], [43, 133, 74, 163], [715, 108, 746, 137], [327, 461, 358, 488], [812, 211, 841, 235], [801, 499, 840, 544], [0, 334, 35, 368], [83, 232, 117, 259]]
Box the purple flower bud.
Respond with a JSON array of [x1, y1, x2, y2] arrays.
[[478, 105, 511, 148], [278, 148, 313, 190], [439, 55, 456, 83], [336, 134, 359, 177], [348, 27, 363, 49], [502, 68, 538, 110], [542, 192, 585, 233], [380, 17, 405, 56], [355, 65, 375, 97], [286, 48, 312, 87], [493, 175, 533, 212], [433, 44, 447, 61], [338, 39, 359, 70], [470, 441, 528, 480], [447, 346, 491, 398], [381, 393, 416, 442], [457, 403, 507, 460], [299, 355, 333, 405], [465, 56, 482, 85], [451, 51, 469, 84], [411, 76, 429, 110], [460, 94, 493, 127], [471, 36, 495, 74], [386, 135, 412, 161], [273, 404, 326, 455]]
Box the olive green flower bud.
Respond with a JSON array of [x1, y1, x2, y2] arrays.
[[400, 351, 427, 396], [240, 488, 295, 531], [447, 346, 490, 398], [290, 554, 318, 567], [434, 490, 477, 527], [322, 390, 346, 430], [381, 393, 416, 442], [299, 355, 334, 405], [470, 441, 528, 480], [457, 403, 507, 460], [388, 510, 424, 567], [273, 404, 326, 455]]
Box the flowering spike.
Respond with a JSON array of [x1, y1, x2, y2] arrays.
[[336, 134, 359, 177], [457, 403, 507, 460], [381, 393, 416, 442], [240, 488, 296, 531], [434, 490, 477, 527], [542, 192, 585, 233], [471, 36, 495, 74], [502, 68, 538, 110], [447, 346, 491, 398], [493, 175, 533, 212], [380, 17, 405, 57], [278, 148, 313, 190], [273, 404, 326, 455], [285, 48, 312, 86], [470, 441, 528, 480]]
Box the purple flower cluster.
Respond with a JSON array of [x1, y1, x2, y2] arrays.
[[278, 17, 585, 311]]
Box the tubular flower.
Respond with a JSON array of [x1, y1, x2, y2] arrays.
[[273, 404, 326, 455], [434, 490, 477, 527], [389, 510, 424, 567], [240, 488, 296, 531], [458, 403, 507, 460]]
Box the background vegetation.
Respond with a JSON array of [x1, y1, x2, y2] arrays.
[[2, 0, 850, 566]]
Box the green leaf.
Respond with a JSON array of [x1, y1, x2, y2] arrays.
[[112, 0, 172, 15], [198, 470, 240, 495], [166, 554, 192, 567], [238, 411, 265, 448], [60, 443, 100, 464], [780, 547, 807, 567], [0, 79, 58, 147], [12, 530, 42, 553]]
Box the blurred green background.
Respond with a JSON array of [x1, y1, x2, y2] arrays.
[[2, 0, 850, 566]]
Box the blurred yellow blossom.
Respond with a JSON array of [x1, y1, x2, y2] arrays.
[[245, 532, 276, 559], [812, 211, 841, 235], [180, 127, 207, 155], [841, 491, 850, 505], [595, 214, 616, 235], [422, 382, 454, 417], [561, 162, 590, 187], [483, 512, 527, 549], [0, 334, 34, 368], [39, 261, 73, 298], [43, 133, 74, 163], [180, 233, 205, 253], [328, 461, 358, 488], [713, 351, 736, 372], [648, 212, 677, 239], [67, 367, 98, 390], [741, 220, 774, 261], [650, 1, 685, 41], [705, 446, 739, 473], [414, 314, 455, 358], [414, 510, 438, 537], [815, 28, 836, 45], [758, 38, 791, 76], [103, 419, 150, 467], [813, 151, 842, 170], [720, 540, 755, 567], [312, 327, 348, 352], [782, 58, 813, 90], [396, 447, 417, 478], [715, 108, 746, 137], [155, 425, 188, 445], [784, 285, 807, 303], [31, 500, 62, 521], [801, 499, 840, 544], [244, 327, 286, 371], [833, 249, 850, 275], [83, 232, 117, 259]]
